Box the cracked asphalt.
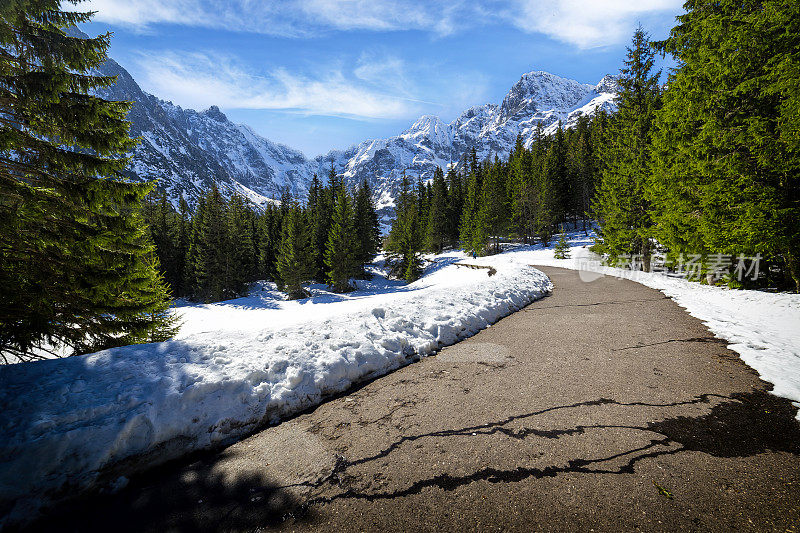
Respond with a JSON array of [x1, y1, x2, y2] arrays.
[[26, 267, 800, 532]]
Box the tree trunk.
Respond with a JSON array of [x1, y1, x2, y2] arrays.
[[641, 238, 652, 272], [786, 251, 800, 293]]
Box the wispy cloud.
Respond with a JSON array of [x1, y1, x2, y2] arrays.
[[133, 51, 420, 119], [70, 0, 681, 48], [508, 0, 683, 49]]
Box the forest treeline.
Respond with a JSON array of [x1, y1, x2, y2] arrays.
[[2, 0, 798, 362], [385, 113, 605, 281], [142, 169, 381, 302], [594, 10, 798, 292], [387, 3, 799, 292]]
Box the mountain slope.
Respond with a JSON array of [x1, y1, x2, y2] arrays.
[[73, 25, 315, 207], [315, 71, 617, 217], [73, 29, 616, 213]]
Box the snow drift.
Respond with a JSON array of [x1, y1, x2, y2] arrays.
[[0, 258, 551, 526]]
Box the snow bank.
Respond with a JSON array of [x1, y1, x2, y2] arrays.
[[0, 257, 551, 526], [510, 230, 800, 420]]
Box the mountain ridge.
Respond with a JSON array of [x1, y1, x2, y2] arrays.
[[72, 27, 617, 214]]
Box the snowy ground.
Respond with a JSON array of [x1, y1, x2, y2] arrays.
[[0, 254, 551, 527], [509, 230, 800, 421], [2, 231, 799, 527]]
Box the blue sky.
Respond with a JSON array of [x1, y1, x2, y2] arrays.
[[75, 1, 685, 157]]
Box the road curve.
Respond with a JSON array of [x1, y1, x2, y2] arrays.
[[24, 267, 800, 532]]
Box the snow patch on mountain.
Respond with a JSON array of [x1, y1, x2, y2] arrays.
[[315, 72, 617, 218], [71, 28, 617, 214]]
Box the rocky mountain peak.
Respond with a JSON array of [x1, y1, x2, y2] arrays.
[[499, 71, 594, 122], [595, 75, 619, 94], [75, 27, 617, 219], [203, 105, 228, 123]]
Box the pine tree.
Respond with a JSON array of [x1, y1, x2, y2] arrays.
[[480, 156, 509, 254], [548, 123, 569, 225], [460, 162, 487, 255], [193, 186, 230, 302], [425, 167, 449, 253], [353, 179, 381, 275], [325, 189, 357, 292], [277, 205, 312, 299], [445, 166, 463, 247], [536, 144, 558, 247], [255, 204, 279, 282], [306, 174, 328, 281], [227, 193, 255, 295], [554, 227, 571, 259], [0, 1, 176, 361], [386, 175, 424, 281], [592, 26, 661, 270], [650, 0, 800, 290], [174, 195, 190, 296], [574, 115, 598, 234]]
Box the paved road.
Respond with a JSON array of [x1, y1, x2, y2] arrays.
[[27, 268, 800, 532]]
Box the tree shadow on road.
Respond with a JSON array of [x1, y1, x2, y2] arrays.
[[647, 390, 800, 458], [289, 390, 800, 506], [18, 391, 799, 531], [19, 448, 316, 533]]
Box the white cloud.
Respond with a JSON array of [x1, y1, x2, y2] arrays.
[[133, 51, 419, 119], [509, 0, 683, 49], [70, 0, 682, 48], [70, 0, 466, 36], [354, 52, 416, 97]]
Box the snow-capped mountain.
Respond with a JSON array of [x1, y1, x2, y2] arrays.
[[75, 28, 616, 213], [315, 71, 617, 217], [71, 26, 315, 207]]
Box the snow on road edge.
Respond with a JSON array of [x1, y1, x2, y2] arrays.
[[0, 260, 551, 526], [515, 234, 800, 421]]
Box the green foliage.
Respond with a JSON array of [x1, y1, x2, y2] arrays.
[[554, 228, 571, 259], [325, 189, 357, 292], [0, 0, 177, 361], [306, 174, 329, 281], [649, 0, 800, 290], [227, 194, 256, 295], [277, 205, 312, 299], [353, 179, 381, 275], [592, 26, 661, 270], [386, 175, 424, 282], [192, 186, 231, 302], [144, 168, 381, 301], [425, 167, 449, 253], [480, 156, 510, 254]]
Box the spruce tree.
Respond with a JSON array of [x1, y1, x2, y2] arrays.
[[175, 195, 190, 296], [0, 1, 176, 361], [353, 179, 380, 275], [650, 0, 800, 290], [592, 26, 661, 270], [193, 186, 230, 302], [277, 205, 312, 299], [554, 227, 571, 259], [460, 163, 486, 255], [445, 166, 463, 247], [325, 189, 357, 292], [536, 144, 558, 247], [425, 167, 449, 253], [386, 175, 424, 281], [574, 115, 598, 234], [306, 174, 328, 281], [253, 205, 275, 281], [548, 123, 569, 225], [227, 193, 255, 295], [480, 156, 509, 254]]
